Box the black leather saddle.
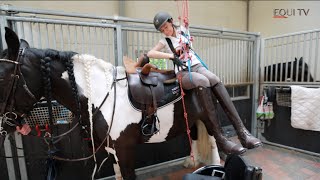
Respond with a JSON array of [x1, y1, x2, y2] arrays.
[[127, 68, 181, 111], [127, 68, 181, 136]]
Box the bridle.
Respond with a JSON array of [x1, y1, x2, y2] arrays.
[[0, 47, 37, 136]]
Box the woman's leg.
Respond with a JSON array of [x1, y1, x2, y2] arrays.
[[211, 83, 262, 148], [178, 71, 245, 154], [195, 65, 262, 149]]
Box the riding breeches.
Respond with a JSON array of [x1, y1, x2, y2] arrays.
[[177, 63, 220, 90]]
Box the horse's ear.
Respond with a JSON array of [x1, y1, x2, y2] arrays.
[[5, 27, 20, 60], [294, 57, 298, 61], [299, 57, 303, 62], [20, 39, 30, 49], [297, 57, 303, 65]]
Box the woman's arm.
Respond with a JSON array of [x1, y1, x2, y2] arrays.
[[147, 41, 174, 59]]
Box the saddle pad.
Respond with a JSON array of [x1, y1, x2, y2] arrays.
[[291, 85, 320, 131]]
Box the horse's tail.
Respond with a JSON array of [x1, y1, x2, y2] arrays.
[[196, 120, 212, 164]]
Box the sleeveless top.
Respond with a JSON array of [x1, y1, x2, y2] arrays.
[[158, 26, 200, 71]]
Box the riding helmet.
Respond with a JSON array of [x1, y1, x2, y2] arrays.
[[153, 12, 173, 31]]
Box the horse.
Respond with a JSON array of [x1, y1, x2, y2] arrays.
[[0, 27, 221, 179], [264, 57, 314, 82]]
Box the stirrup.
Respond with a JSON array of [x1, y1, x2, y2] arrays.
[[141, 115, 160, 136]]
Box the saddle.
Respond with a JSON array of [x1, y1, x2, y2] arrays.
[[123, 55, 181, 136]]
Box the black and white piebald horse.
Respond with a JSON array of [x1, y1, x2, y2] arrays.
[[0, 27, 221, 179]]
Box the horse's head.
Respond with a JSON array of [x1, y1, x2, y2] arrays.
[[0, 28, 80, 145], [294, 57, 314, 82], [0, 27, 43, 142]]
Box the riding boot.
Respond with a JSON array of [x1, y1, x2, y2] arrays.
[[197, 86, 246, 155], [211, 83, 262, 149]]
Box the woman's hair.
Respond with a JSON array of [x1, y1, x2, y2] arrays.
[[167, 18, 179, 30]]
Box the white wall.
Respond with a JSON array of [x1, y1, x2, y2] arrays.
[[1, 1, 119, 16], [249, 1, 320, 37], [3, 1, 320, 38], [1, 1, 248, 31], [123, 1, 247, 31]]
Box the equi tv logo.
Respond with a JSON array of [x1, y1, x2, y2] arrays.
[[273, 9, 310, 18]]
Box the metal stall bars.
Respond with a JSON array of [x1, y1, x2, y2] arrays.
[[0, 4, 259, 97], [122, 24, 260, 96], [260, 30, 320, 107], [0, 4, 260, 179], [0, 4, 117, 65], [258, 29, 320, 155]]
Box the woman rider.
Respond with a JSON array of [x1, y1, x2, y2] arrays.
[[147, 12, 262, 155]]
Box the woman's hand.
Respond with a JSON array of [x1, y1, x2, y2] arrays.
[[170, 54, 184, 67], [16, 124, 31, 135]]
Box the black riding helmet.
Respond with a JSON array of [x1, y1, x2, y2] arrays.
[[153, 12, 173, 31]]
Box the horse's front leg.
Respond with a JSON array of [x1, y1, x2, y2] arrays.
[[115, 144, 137, 180]]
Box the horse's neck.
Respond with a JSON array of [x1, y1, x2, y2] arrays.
[[72, 54, 114, 99], [66, 54, 126, 112]]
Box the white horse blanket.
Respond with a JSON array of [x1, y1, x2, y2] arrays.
[[291, 85, 320, 131]]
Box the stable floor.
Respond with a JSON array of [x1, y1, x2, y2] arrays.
[[136, 137, 320, 180]]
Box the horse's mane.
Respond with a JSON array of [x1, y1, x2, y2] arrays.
[[0, 48, 77, 62], [27, 48, 77, 62], [24, 48, 81, 118]]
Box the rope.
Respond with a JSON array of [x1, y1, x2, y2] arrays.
[[175, 0, 195, 164], [176, 0, 194, 82], [177, 74, 194, 163], [175, 0, 189, 28]]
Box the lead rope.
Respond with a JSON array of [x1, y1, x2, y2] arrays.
[[176, 0, 194, 164], [177, 74, 194, 163], [176, 0, 194, 83]]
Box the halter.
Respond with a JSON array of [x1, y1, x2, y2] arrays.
[[0, 48, 37, 136]]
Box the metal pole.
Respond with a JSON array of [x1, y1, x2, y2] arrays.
[[115, 23, 123, 66], [251, 34, 261, 136], [15, 133, 28, 180], [0, 16, 8, 50], [4, 136, 17, 180]]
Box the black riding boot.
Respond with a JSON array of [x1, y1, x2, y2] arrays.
[[197, 86, 246, 155], [211, 83, 262, 149]]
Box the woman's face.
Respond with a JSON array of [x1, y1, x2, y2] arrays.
[[160, 22, 174, 36]]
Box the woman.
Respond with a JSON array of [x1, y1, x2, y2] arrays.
[[147, 12, 262, 155]]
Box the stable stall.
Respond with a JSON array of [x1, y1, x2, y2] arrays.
[[0, 5, 258, 180]]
